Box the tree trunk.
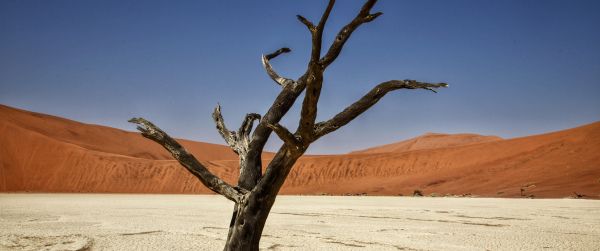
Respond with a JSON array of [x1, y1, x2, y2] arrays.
[[223, 191, 277, 251], [224, 151, 299, 251]]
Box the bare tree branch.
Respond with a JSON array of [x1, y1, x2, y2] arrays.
[[212, 104, 262, 156], [297, 71, 323, 141], [296, 0, 335, 141], [238, 113, 261, 145], [296, 15, 315, 31], [312, 0, 335, 63], [320, 0, 382, 68], [265, 47, 291, 61], [128, 2, 448, 248], [247, 1, 339, 179], [297, 0, 335, 64], [237, 113, 260, 153], [213, 105, 263, 190], [317, 0, 336, 31], [313, 80, 448, 139], [212, 104, 241, 154], [243, 75, 307, 189], [128, 117, 246, 202], [266, 123, 300, 148], [262, 48, 294, 87]]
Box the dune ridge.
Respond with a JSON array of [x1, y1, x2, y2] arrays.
[[284, 122, 600, 198], [351, 132, 502, 154], [1, 104, 599, 198]]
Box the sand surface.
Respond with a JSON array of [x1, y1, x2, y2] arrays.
[[1, 194, 599, 250], [350, 132, 502, 154], [2, 104, 599, 198]]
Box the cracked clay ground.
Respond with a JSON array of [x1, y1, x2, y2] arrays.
[[1, 194, 599, 250]]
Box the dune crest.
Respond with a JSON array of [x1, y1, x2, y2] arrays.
[[351, 132, 502, 154], [1, 104, 599, 198]]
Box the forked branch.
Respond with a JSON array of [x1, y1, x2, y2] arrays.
[[298, 0, 381, 141], [296, 0, 336, 140], [320, 0, 382, 68], [213, 104, 262, 190], [128, 117, 246, 202], [212, 104, 260, 155], [297, 0, 335, 64], [313, 80, 448, 139]]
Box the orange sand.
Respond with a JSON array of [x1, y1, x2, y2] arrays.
[[1, 104, 599, 198]]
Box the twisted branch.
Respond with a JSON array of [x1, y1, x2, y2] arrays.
[[128, 117, 246, 202], [262, 48, 294, 87], [313, 80, 448, 139]]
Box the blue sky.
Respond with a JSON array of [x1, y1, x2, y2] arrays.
[[1, 0, 599, 154]]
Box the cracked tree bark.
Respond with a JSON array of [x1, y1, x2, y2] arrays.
[[129, 1, 447, 250]]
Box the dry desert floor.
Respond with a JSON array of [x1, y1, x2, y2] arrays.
[[1, 194, 599, 250]]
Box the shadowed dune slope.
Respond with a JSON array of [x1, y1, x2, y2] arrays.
[[1, 104, 599, 198]]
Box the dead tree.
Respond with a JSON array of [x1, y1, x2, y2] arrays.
[[129, 1, 447, 250]]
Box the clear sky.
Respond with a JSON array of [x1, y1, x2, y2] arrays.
[[1, 0, 599, 154]]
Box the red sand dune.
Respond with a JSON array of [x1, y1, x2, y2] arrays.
[[351, 133, 502, 154], [1, 104, 599, 198]]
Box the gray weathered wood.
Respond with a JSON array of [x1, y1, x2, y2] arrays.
[[266, 123, 300, 149], [261, 47, 294, 87], [313, 80, 448, 140], [128, 118, 246, 203], [211, 104, 261, 190], [296, 0, 334, 140], [129, 1, 447, 250]]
